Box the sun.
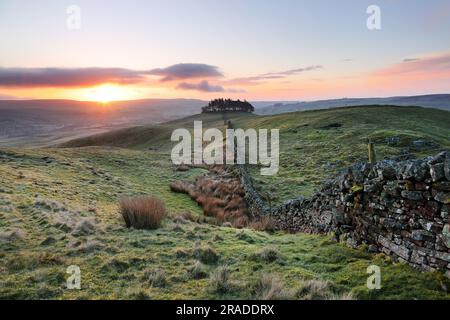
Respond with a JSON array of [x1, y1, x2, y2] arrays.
[[84, 84, 131, 103]]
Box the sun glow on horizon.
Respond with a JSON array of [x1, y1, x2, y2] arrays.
[[81, 84, 135, 103]]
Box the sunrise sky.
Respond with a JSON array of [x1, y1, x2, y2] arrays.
[[1, 0, 450, 102]]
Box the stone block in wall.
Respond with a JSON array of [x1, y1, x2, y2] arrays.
[[433, 181, 450, 192], [383, 181, 401, 196], [378, 235, 411, 260], [423, 241, 436, 250], [427, 256, 448, 269], [442, 224, 450, 248], [430, 163, 445, 182], [364, 182, 382, 193], [428, 151, 449, 165], [376, 162, 397, 180], [408, 218, 421, 229], [411, 250, 427, 265], [415, 182, 428, 191], [420, 264, 437, 273], [434, 251, 450, 263], [401, 190, 424, 201], [442, 205, 449, 221], [415, 246, 435, 258], [411, 229, 436, 242], [418, 219, 443, 233], [381, 217, 407, 230], [434, 192, 450, 204], [445, 154, 450, 180], [402, 160, 430, 182]]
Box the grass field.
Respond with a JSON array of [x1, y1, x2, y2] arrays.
[[63, 105, 450, 205], [1, 105, 450, 299]]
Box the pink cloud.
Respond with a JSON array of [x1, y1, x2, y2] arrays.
[[372, 53, 450, 79]]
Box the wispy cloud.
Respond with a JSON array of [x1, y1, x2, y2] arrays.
[[0, 67, 149, 88], [176, 80, 224, 92], [373, 53, 450, 77], [148, 63, 223, 82], [260, 65, 322, 77], [402, 58, 420, 63], [0, 63, 224, 88], [228, 65, 322, 85], [176, 80, 245, 93]]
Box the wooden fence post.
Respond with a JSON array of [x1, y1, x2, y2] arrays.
[[368, 141, 376, 164]]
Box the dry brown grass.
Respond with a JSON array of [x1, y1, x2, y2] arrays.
[[255, 273, 293, 300], [119, 196, 166, 230], [170, 169, 250, 227], [249, 216, 277, 232], [170, 166, 276, 231]]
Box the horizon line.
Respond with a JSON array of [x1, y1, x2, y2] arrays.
[[0, 92, 449, 104]]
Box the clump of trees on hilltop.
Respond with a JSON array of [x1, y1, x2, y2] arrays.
[[202, 98, 255, 113]]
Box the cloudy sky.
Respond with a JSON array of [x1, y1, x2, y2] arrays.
[[0, 0, 450, 101]]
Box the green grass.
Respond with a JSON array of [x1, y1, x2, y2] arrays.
[[1, 105, 450, 300], [63, 106, 450, 205], [234, 105, 450, 204]]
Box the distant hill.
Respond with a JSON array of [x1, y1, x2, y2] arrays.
[[0, 99, 205, 147], [59, 112, 256, 150], [255, 94, 450, 115], [2, 94, 450, 147]]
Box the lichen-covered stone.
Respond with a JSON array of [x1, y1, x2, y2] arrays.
[[401, 190, 424, 201], [442, 224, 450, 249], [434, 192, 450, 204], [430, 163, 445, 182], [411, 230, 435, 242]]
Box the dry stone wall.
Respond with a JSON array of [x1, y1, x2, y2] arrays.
[[236, 151, 450, 276]]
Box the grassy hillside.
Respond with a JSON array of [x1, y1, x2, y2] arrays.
[[1, 147, 449, 300], [1, 105, 450, 300], [62, 105, 450, 205]]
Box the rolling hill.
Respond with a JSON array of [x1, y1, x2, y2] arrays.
[[61, 105, 450, 204], [256, 94, 450, 115], [1, 105, 450, 299]]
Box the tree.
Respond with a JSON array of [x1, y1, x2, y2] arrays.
[[202, 99, 254, 113]]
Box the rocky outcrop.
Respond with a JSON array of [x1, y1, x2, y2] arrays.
[[236, 151, 450, 276]]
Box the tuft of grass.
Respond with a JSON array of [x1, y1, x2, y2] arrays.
[[119, 196, 166, 230], [187, 260, 208, 279], [209, 266, 232, 294], [254, 273, 293, 300], [174, 248, 191, 259], [296, 279, 330, 300], [193, 245, 219, 264], [251, 246, 281, 263], [126, 288, 152, 300], [143, 268, 167, 288]]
